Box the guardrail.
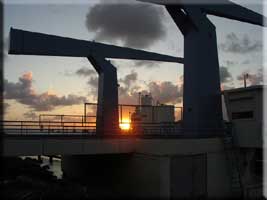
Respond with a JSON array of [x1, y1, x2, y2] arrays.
[[1, 120, 227, 137], [1, 120, 183, 135], [1, 120, 96, 135]]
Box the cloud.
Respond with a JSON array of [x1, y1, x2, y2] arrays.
[[62, 70, 74, 76], [220, 66, 233, 83], [147, 81, 182, 104], [3, 102, 10, 114], [1, 37, 9, 60], [242, 60, 251, 65], [224, 60, 237, 67], [87, 76, 98, 101], [119, 70, 137, 88], [87, 76, 98, 88], [85, 1, 166, 48], [4, 72, 87, 111], [237, 68, 263, 86], [62, 67, 96, 77], [76, 67, 96, 77], [220, 33, 262, 54], [119, 87, 141, 105], [133, 60, 161, 68], [23, 111, 38, 120], [119, 71, 183, 105], [83, 70, 183, 105], [85, 70, 139, 102], [118, 71, 140, 104]]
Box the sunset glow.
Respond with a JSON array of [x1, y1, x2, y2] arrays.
[[119, 119, 131, 131]]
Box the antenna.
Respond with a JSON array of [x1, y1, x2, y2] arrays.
[[244, 73, 249, 88]]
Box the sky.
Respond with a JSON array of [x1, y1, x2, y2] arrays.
[[2, 0, 266, 120]]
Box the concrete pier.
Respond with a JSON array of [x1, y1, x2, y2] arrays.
[[61, 137, 232, 198]]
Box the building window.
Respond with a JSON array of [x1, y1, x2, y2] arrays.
[[232, 111, 253, 119]]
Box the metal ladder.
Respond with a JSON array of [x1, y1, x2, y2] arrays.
[[223, 124, 244, 197]]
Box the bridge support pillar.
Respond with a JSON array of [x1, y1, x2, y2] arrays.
[[60, 138, 232, 198], [37, 155, 42, 162], [49, 156, 53, 164], [88, 55, 119, 135]]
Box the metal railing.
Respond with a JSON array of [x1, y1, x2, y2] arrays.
[[1, 120, 96, 135], [84, 102, 184, 123], [1, 120, 227, 138], [1, 120, 182, 135]]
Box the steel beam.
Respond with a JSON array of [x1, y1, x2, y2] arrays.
[[88, 55, 119, 135], [139, 0, 266, 135], [9, 28, 184, 136], [9, 28, 183, 63]]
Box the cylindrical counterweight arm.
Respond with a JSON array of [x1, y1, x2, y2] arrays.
[[9, 28, 183, 63]]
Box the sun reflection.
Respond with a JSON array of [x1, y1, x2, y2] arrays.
[[119, 118, 131, 131]]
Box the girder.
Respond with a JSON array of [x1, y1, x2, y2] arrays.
[[9, 28, 183, 63]]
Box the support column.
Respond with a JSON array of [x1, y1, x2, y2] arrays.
[[37, 155, 42, 162], [88, 55, 119, 135], [49, 156, 53, 164], [166, 6, 223, 135]]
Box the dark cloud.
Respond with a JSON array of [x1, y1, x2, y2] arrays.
[[133, 60, 161, 68], [147, 81, 182, 104], [86, 1, 165, 48], [85, 70, 183, 105], [119, 87, 141, 105], [23, 111, 38, 120], [62, 70, 74, 76], [4, 72, 87, 111], [85, 70, 139, 102], [237, 68, 263, 86], [224, 60, 237, 67], [62, 67, 96, 77], [76, 67, 96, 77], [219, 33, 262, 54], [118, 71, 140, 104], [220, 66, 233, 83], [119, 70, 137, 88], [87, 76, 98, 88], [87, 76, 98, 101], [119, 71, 183, 104], [3, 102, 10, 114], [1, 37, 9, 60], [242, 60, 251, 65]]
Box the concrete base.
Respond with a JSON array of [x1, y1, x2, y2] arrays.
[[61, 137, 233, 198], [62, 154, 133, 198]]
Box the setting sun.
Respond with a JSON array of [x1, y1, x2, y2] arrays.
[[119, 119, 131, 131]]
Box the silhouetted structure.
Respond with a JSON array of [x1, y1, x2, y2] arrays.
[[141, 0, 266, 135], [9, 28, 183, 135]]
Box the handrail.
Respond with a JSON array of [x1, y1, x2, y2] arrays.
[[1, 120, 227, 136]]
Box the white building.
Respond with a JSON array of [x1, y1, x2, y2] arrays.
[[223, 85, 264, 198], [132, 94, 175, 123]]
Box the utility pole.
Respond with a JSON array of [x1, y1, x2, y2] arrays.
[[244, 73, 249, 88]]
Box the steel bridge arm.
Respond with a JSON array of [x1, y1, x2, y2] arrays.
[[9, 28, 183, 63], [166, 5, 192, 35], [139, 0, 267, 27], [203, 1, 267, 27]]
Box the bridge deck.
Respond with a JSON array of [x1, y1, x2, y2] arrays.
[[3, 134, 224, 156], [2, 120, 226, 156]]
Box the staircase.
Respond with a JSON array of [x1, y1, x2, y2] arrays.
[[223, 123, 243, 197]]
